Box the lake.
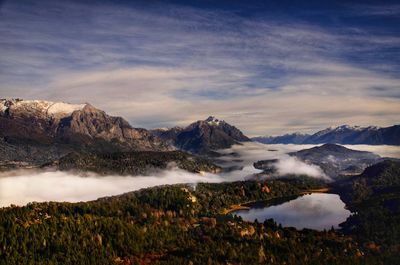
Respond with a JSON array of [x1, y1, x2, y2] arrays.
[[232, 193, 351, 230]]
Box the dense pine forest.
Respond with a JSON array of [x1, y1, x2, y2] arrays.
[[1, 165, 400, 264], [43, 150, 221, 175]]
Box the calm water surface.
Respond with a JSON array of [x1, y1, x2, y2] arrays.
[[233, 193, 351, 230]]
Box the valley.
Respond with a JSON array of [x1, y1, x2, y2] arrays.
[[1, 99, 400, 264], [1, 162, 400, 264], [2, 1, 400, 264]]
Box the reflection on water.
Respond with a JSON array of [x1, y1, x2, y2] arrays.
[[233, 193, 351, 230]]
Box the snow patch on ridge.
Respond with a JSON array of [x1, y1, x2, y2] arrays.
[[2, 99, 86, 116], [206, 116, 222, 126], [47, 102, 86, 115]]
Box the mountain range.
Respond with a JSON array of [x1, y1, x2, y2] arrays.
[[2, 98, 398, 176], [0, 99, 250, 172], [253, 124, 400, 145]]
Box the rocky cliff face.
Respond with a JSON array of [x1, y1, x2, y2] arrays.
[[0, 99, 169, 166], [53, 103, 168, 152], [151, 126, 184, 146], [152, 116, 251, 154]]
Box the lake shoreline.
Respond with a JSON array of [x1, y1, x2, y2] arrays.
[[229, 192, 351, 231], [224, 187, 332, 215]]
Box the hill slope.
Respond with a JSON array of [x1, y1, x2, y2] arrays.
[[290, 144, 381, 178], [254, 144, 381, 178], [336, 160, 400, 253]]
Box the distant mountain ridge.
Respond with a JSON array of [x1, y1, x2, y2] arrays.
[[253, 124, 400, 145], [253, 133, 310, 144], [151, 116, 251, 154]]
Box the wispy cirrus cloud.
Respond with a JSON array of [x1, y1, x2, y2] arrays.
[[0, 0, 399, 135]]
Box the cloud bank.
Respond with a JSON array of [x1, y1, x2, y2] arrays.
[[273, 156, 328, 179], [0, 143, 327, 207], [2, 142, 399, 207], [218, 142, 328, 179], [0, 168, 223, 208], [342, 144, 400, 159]]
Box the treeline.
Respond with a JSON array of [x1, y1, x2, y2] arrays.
[[43, 150, 221, 175]]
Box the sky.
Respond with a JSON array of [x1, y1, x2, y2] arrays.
[[0, 0, 399, 136]]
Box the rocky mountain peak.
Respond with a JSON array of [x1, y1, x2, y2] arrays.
[[334, 125, 362, 132], [151, 116, 250, 154], [0, 99, 170, 164], [205, 116, 223, 126]]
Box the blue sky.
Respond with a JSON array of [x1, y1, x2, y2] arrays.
[[1, 0, 399, 136]]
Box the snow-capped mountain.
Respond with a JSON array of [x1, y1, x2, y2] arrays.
[[253, 124, 400, 145], [0, 99, 170, 164], [151, 116, 251, 154]]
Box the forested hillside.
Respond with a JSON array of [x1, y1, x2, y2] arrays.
[[0, 176, 395, 265]]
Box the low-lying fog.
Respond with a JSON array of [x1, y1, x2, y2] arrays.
[[1, 143, 399, 207], [0, 169, 224, 207]]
